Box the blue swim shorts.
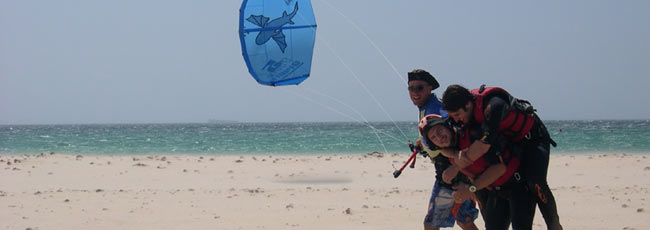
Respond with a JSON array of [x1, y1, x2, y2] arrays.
[[424, 181, 479, 228]]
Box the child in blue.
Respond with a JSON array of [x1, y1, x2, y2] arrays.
[[407, 69, 478, 230]]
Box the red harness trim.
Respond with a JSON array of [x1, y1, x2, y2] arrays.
[[470, 87, 534, 142], [451, 128, 520, 188]]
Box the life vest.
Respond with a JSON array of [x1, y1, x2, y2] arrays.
[[452, 127, 520, 188], [470, 86, 535, 142]]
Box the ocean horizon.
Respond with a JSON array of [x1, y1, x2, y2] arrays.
[[1, 120, 649, 156]]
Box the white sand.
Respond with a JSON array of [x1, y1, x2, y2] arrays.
[[1, 153, 649, 230]]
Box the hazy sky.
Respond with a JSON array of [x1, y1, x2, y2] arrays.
[[1, 0, 649, 124]]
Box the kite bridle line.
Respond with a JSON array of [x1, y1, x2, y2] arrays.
[[289, 84, 424, 178], [281, 87, 393, 154], [294, 10, 410, 143], [287, 2, 428, 175], [302, 87, 407, 143], [316, 0, 406, 86], [288, 6, 416, 157], [299, 2, 439, 178]]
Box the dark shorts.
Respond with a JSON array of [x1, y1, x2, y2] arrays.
[[474, 182, 536, 230]]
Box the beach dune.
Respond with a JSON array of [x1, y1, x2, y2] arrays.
[[1, 153, 649, 229]]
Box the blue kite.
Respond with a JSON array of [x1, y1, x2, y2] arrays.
[[239, 0, 317, 86]]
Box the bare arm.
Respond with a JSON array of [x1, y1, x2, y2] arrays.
[[442, 164, 460, 184], [441, 148, 468, 184], [471, 163, 506, 189], [452, 163, 507, 203], [458, 140, 491, 167]]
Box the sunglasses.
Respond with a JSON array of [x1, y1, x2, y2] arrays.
[[408, 85, 428, 92]]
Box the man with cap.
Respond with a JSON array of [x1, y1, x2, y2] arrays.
[[407, 69, 478, 230]]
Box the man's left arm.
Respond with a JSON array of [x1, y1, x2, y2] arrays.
[[457, 141, 491, 168], [452, 163, 507, 203]]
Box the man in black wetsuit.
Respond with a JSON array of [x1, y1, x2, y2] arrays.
[[420, 114, 536, 230], [440, 84, 563, 230]]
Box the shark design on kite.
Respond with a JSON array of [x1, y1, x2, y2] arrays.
[[246, 2, 299, 53]]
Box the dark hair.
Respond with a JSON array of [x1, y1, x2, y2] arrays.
[[442, 84, 473, 112]]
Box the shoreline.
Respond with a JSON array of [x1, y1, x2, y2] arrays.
[[1, 153, 649, 229], [2, 150, 650, 157]]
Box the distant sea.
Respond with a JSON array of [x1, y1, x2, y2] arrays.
[[1, 120, 649, 155]]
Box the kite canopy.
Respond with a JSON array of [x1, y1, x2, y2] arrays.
[[239, 0, 317, 86]]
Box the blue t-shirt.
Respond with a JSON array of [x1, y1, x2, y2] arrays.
[[419, 93, 447, 120], [419, 93, 448, 149]]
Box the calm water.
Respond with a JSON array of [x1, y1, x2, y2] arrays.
[[1, 120, 649, 155]]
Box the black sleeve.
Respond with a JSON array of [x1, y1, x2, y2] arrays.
[[483, 149, 500, 164], [482, 95, 510, 146]]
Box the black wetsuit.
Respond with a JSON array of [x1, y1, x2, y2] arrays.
[[432, 154, 454, 188], [474, 180, 536, 230], [480, 93, 563, 230], [462, 123, 536, 230]]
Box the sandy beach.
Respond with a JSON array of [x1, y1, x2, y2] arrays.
[[1, 153, 649, 230]]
